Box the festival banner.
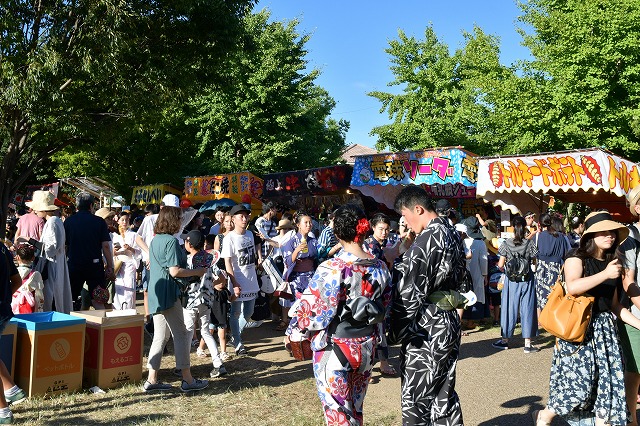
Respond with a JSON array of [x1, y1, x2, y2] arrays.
[[130, 184, 182, 206], [476, 148, 640, 215], [183, 172, 263, 203], [350, 148, 478, 199], [477, 149, 640, 197], [263, 165, 352, 197]]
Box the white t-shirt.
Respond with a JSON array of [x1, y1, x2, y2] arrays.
[[220, 230, 259, 301], [136, 214, 158, 261]]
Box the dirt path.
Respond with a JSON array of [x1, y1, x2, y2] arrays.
[[240, 320, 570, 425]]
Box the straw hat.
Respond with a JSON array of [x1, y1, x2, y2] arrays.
[[628, 185, 640, 216], [25, 190, 58, 212], [276, 219, 295, 231], [95, 208, 116, 219], [582, 211, 629, 243]]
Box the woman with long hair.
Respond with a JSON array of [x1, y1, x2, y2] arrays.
[[492, 216, 539, 352], [534, 213, 570, 315], [143, 206, 209, 393], [294, 205, 390, 425], [534, 211, 640, 426]]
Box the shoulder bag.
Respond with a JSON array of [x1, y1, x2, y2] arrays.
[[538, 265, 594, 343]]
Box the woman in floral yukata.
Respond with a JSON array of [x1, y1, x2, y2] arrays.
[[293, 205, 391, 426]]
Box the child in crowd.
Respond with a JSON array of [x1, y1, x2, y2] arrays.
[[11, 244, 44, 314], [1, 242, 27, 424], [182, 230, 228, 378]]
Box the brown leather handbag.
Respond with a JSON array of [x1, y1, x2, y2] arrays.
[[538, 267, 595, 343]]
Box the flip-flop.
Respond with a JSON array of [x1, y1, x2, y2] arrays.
[[275, 321, 288, 331], [380, 365, 397, 376]]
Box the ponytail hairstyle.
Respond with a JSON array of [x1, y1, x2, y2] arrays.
[[539, 213, 557, 237], [512, 216, 527, 246]]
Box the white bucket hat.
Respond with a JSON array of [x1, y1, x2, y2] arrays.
[[25, 190, 58, 212]]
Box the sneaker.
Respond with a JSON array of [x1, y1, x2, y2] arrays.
[[172, 368, 182, 378], [196, 348, 208, 358], [235, 344, 248, 355], [142, 381, 173, 392], [210, 365, 227, 378], [244, 320, 263, 329], [523, 345, 541, 354], [220, 352, 230, 362], [180, 379, 209, 392], [4, 388, 25, 405], [0, 414, 13, 425], [492, 340, 509, 350]]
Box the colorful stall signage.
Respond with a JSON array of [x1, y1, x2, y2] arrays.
[[263, 165, 352, 197], [130, 184, 182, 206], [477, 148, 640, 215], [349, 148, 478, 209], [183, 172, 263, 204]]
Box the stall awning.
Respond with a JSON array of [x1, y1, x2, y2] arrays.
[[477, 148, 640, 219], [183, 172, 263, 204], [262, 165, 352, 198], [131, 184, 182, 206], [350, 147, 479, 209], [59, 177, 124, 207]]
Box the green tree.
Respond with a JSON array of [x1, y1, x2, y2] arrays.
[[189, 10, 348, 174], [0, 0, 254, 237], [368, 26, 514, 154], [518, 0, 640, 158]]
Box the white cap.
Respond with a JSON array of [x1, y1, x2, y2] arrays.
[[161, 194, 180, 208], [455, 223, 467, 234]]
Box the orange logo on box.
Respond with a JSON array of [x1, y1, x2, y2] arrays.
[[113, 333, 131, 355], [36, 332, 83, 378], [102, 326, 142, 370]]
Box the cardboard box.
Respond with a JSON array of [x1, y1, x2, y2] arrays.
[[0, 321, 17, 378], [70, 310, 144, 389], [13, 312, 86, 397]]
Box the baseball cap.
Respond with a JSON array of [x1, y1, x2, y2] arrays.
[[229, 204, 251, 216], [185, 230, 204, 249], [161, 194, 180, 208]]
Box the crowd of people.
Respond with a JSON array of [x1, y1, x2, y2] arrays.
[[3, 184, 640, 425]]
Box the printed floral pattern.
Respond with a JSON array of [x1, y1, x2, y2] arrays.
[[296, 251, 390, 426]]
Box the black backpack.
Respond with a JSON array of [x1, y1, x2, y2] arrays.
[[505, 240, 531, 282]]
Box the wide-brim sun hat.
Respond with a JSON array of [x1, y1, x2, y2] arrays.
[[581, 211, 629, 243], [25, 190, 58, 212], [276, 219, 295, 231], [95, 207, 116, 220], [628, 185, 640, 216]]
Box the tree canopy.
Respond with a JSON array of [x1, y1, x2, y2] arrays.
[[0, 0, 255, 236], [370, 0, 640, 161]]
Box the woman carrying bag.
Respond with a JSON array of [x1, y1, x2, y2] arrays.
[[534, 211, 640, 426]]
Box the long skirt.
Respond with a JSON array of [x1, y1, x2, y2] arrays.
[[313, 335, 376, 426], [534, 259, 562, 310], [547, 311, 628, 425]]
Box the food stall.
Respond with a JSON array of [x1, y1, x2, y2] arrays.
[[262, 165, 361, 214], [476, 148, 640, 221], [350, 147, 480, 216], [183, 172, 263, 216], [130, 184, 182, 206]]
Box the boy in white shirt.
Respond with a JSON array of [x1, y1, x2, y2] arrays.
[[221, 204, 262, 355]]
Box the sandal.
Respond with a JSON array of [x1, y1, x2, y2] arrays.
[[275, 321, 288, 331], [380, 365, 397, 376], [531, 410, 551, 426]]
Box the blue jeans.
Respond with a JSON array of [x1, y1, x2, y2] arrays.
[[229, 299, 256, 347]]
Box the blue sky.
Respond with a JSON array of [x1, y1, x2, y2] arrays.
[[254, 0, 532, 149]]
